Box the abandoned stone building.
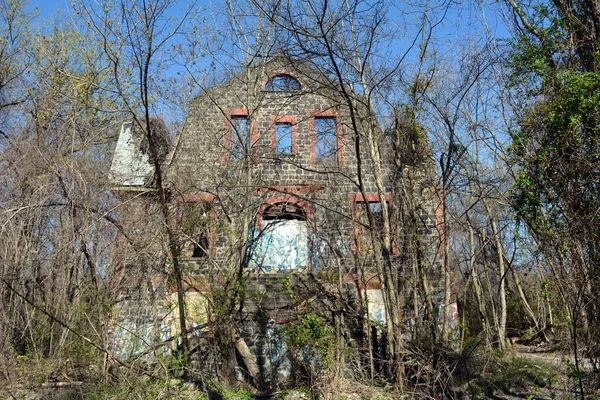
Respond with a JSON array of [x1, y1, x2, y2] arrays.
[[109, 55, 444, 380]]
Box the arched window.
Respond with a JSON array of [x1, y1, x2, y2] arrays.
[[263, 203, 306, 221], [250, 202, 309, 271], [265, 74, 302, 91]]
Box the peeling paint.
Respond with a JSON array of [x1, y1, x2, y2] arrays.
[[109, 122, 153, 186]]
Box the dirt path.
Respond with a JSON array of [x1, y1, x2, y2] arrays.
[[511, 343, 595, 372], [499, 344, 598, 400]]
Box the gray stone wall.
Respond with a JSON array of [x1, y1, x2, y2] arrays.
[[110, 56, 442, 379], [166, 56, 429, 273]]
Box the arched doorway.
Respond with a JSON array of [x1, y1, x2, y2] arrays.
[[250, 202, 309, 271]]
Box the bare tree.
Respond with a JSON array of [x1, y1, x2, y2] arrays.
[[73, 0, 199, 366], [0, 9, 121, 383]]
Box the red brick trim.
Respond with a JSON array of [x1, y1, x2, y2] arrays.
[[270, 115, 298, 153], [181, 276, 212, 292], [167, 275, 213, 293], [308, 109, 344, 166], [178, 193, 217, 203], [350, 193, 393, 203], [344, 273, 381, 290], [222, 108, 258, 164]]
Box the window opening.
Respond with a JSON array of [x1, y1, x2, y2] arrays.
[[192, 234, 209, 258], [230, 116, 248, 160], [357, 201, 385, 227], [276, 122, 293, 153], [263, 203, 306, 221], [265, 74, 302, 91], [314, 116, 337, 161], [355, 201, 388, 255], [179, 202, 212, 258]]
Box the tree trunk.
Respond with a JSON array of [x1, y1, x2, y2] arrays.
[[487, 207, 507, 353], [468, 222, 491, 348]]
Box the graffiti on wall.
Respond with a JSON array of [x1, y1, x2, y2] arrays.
[[168, 292, 208, 339], [111, 300, 170, 360], [249, 219, 308, 271]]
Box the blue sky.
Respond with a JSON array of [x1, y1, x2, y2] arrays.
[[29, 0, 510, 39], [25, 0, 513, 126], [28, 0, 215, 26], [28, 0, 66, 19], [24, 0, 515, 168]]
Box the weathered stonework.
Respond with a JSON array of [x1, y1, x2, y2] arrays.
[[109, 55, 443, 381]]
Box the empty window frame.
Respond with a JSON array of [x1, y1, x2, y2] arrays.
[[310, 110, 342, 164], [229, 115, 248, 160], [352, 194, 395, 256], [276, 123, 292, 153], [271, 116, 298, 154], [265, 74, 302, 91], [356, 201, 385, 230], [314, 116, 337, 161], [355, 201, 386, 255], [224, 109, 254, 163]]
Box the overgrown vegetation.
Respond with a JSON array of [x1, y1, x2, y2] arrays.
[[1, 0, 600, 399]]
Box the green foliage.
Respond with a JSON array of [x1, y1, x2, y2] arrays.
[[280, 273, 301, 304], [15, 355, 60, 386], [284, 312, 335, 354], [85, 374, 209, 400], [508, 10, 600, 377], [459, 353, 558, 399], [509, 0, 600, 237], [512, 71, 600, 225], [487, 357, 557, 391], [219, 387, 254, 400], [506, 2, 598, 92], [506, 293, 528, 333], [281, 311, 335, 386], [179, 202, 211, 235], [389, 104, 432, 167]]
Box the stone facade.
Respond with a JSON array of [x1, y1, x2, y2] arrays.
[[109, 55, 443, 379]]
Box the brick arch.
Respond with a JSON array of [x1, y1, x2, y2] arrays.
[[255, 195, 314, 229]]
